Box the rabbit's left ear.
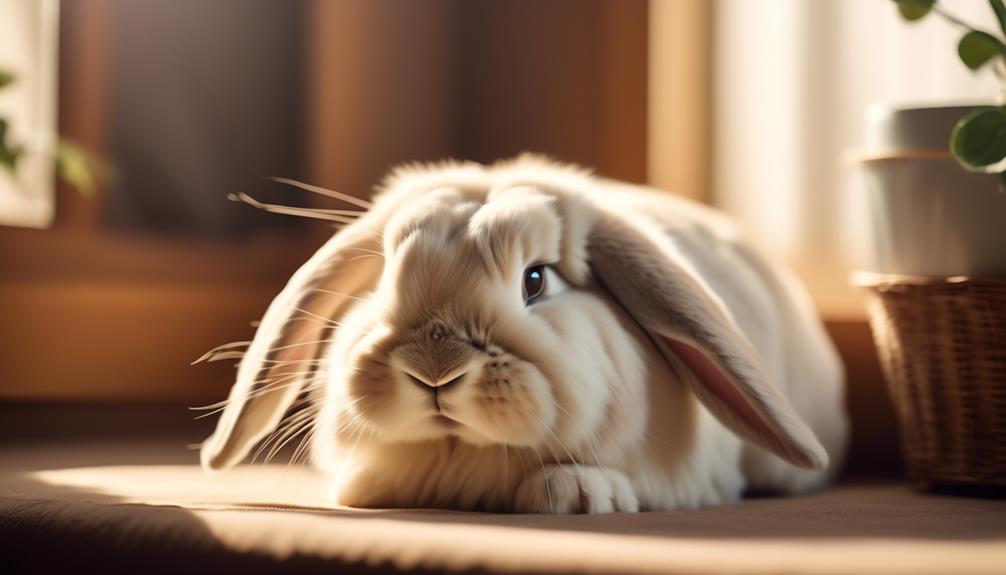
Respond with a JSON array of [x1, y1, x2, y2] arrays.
[[587, 213, 828, 469], [200, 216, 385, 471]]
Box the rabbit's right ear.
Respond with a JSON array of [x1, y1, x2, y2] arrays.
[[200, 215, 386, 471], [587, 212, 828, 470]]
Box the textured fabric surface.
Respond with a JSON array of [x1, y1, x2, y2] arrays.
[[1, 445, 1004, 574]]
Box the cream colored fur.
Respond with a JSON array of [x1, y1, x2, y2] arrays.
[[201, 155, 848, 513]]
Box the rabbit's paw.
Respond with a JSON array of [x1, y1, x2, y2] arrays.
[[514, 464, 639, 514]]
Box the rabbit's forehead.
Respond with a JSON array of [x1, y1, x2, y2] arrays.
[[378, 190, 562, 332], [383, 186, 483, 250], [467, 190, 561, 277], [386, 186, 562, 277]]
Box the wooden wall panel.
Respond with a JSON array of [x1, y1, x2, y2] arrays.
[[0, 2, 316, 402], [453, 0, 648, 182], [648, 0, 711, 199], [307, 0, 456, 205]]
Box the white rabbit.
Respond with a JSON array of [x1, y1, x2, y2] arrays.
[[200, 155, 848, 513]]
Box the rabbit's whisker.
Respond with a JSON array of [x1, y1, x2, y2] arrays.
[[309, 208, 366, 217], [539, 418, 583, 474], [288, 423, 319, 469], [291, 389, 324, 467], [253, 396, 320, 464], [342, 247, 384, 257], [229, 192, 358, 224], [528, 445, 553, 512], [292, 308, 343, 327], [332, 399, 370, 437], [188, 371, 305, 413], [269, 176, 372, 210], [310, 288, 367, 301], [236, 357, 327, 366], [348, 254, 382, 262], [192, 340, 252, 364], [342, 415, 371, 476], [252, 338, 337, 354], [191, 376, 307, 419], [265, 414, 316, 464], [554, 403, 603, 466]]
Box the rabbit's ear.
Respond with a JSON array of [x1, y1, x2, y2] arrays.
[[587, 214, 828, 469], [200, 219, 385, 471]]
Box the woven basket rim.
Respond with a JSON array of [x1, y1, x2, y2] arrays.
[[852, 270, 1006, 288]]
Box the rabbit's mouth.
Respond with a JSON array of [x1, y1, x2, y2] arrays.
[[336, 332, 557, 448]]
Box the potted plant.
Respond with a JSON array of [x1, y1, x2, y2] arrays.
[[852, 0, 1006, 491]]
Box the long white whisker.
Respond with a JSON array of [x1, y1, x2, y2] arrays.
[[293, 308, 342, 327], [529, 446, 553, 512], [189, 371, 306, 413], [199, 350, 247, 363], [342, 247, 384, 257], [309, 208, 366, 217], [191, 377, 307, 419], [192, 341, 252, 364], [253, 399, 318, 464], [229, 192, 355, 224], [543, 424, 582, 472], [269, 176, 373, 209], [291, 398, 325, 467], [283, 425, 318, 471], [332, 399, 370, 436], [230, 357, 328, 366], [310, 288, 366, 301], [344, 416, 369, 464], [554, 404, 603, 466], [266, 415, 316, 464]]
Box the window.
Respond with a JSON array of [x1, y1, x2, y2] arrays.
[[0, 0, 58, 228], [708, 0, 998, 316]]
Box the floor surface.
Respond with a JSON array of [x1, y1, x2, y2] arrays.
[[2, 438, 1004, 574]]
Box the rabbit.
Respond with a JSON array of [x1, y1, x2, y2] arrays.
[[199, 155, 848, 513]]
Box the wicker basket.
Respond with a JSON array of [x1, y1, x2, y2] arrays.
[[855, 272, 1006, 487]]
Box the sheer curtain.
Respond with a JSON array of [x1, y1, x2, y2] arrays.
[[711, 0, 999, 315]]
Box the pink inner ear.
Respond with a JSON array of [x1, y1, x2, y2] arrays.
[[662, 337, 778, 441]]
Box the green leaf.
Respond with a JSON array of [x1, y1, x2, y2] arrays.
[[0, 118, 24, 172], [958, 30, 1006, 70], [950, 107, 1006, 171], [895, 0, 935, 21], [56, 138, 97, 195], [991, 0, 1006, 38], [0, 70, 13, 90]]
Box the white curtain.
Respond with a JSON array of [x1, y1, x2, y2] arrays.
[[712, 0, 999, 312]]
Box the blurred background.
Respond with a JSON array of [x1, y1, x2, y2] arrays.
[[0, 0, 999, 472]]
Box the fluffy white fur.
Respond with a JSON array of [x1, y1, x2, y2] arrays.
[[200, 155, 849, 513]]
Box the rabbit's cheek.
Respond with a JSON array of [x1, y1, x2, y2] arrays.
[[450, 359, 555, 446], [343, 357, 395, 412]]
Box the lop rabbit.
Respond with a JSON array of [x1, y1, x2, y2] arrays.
[[200, 156, 848, 513]]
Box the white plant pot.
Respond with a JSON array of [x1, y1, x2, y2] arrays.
[[854, 104, 1006, 277]]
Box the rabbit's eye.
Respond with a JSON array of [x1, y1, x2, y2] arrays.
[[522, 265, 546, 304], [522, 265, 568, 305]]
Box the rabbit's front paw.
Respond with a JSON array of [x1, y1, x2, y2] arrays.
[[514, 464, 639, 514]]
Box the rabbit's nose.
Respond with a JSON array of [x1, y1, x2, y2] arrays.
[[403, 369, 468, 391]]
